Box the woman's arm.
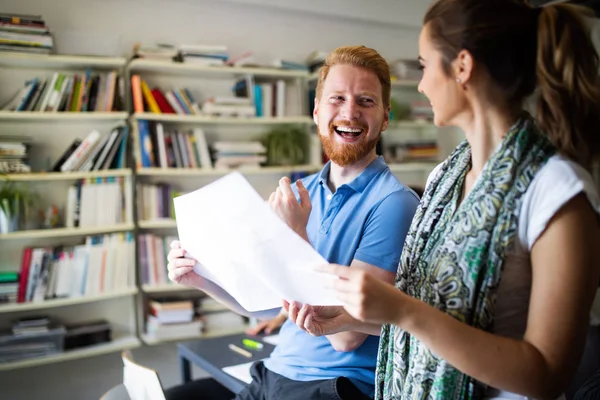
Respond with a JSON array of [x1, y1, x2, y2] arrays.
[[394, 194, 600, 398]]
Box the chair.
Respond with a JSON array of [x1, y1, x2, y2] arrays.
[[100, 384, 131, 400], [121, 350, 167, 400]]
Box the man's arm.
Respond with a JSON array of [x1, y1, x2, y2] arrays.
[[324, 259, 394, 351], [321, 190, 419, 351]]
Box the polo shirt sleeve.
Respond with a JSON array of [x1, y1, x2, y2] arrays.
[[353, 189, 420, 273]]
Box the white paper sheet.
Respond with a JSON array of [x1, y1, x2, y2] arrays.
[[222, 360, 257, 384], [173, 171, 341, 312]]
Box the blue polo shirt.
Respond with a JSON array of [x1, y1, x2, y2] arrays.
[[263, 156, 419, 397]]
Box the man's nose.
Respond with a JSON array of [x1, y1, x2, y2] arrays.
[[339, 100, 360, 120]]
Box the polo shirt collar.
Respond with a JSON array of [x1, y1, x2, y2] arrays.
[[317, 156, 387, 193]]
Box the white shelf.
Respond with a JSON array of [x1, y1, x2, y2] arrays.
[[141, 283, 196, 293], [136, 165, 320, 178], [129, 59, 308, 78], [0, 52, 127, 70], [391, 79, 420, 88], [2, 169, 132, 182], [138, 219, 177, 229], [0, 223, 135, 240], [388, 120, 435, 129], [0, 335, 141, 371], [0, 288, 138, 313], [133, 112, 312, 125], [0, 111, 129, 122], [141, 325, 249, 346], [388, 162, 439, 173]]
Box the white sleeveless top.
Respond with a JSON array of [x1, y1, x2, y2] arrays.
[[425, 155, 600, 400]]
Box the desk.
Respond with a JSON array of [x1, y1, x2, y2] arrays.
[[178, 333, 276, 394]]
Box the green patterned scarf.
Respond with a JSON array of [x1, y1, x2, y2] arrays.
[[375, 114, 555, 399]]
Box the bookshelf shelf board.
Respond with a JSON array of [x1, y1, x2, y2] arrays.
[[141, 325, 249, 346], [138, 219, 177, 229], [136, 164, 320, 178], [0, 223, 135, 240], [0, 52, 127, 70], [3, 169, 132, 182], [0, 335, 141, 371], [388, 162, 439, 173], [0, 288, 138, 314], [387, 120, 436, 129], [391, 79, 420, 88], [0, 111, 129, 122], [141, 283, 196, 293], [129, 59, 309, 78], [133, 112, 312, 125]]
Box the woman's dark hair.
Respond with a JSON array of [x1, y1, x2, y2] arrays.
[[424, 0, 600, 168]]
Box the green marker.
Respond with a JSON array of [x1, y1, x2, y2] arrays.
[[242, 338, 264, 350]]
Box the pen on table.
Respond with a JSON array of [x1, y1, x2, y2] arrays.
[[242, 338, 264, 350], [229, 343, 252, 358]]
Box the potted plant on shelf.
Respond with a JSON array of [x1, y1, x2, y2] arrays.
[[260, 125, 309, 166], [0, 175, 38, 234]]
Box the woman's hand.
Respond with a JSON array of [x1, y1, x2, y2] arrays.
[[317, 263, 408, 325], [284, 300, 349, 336], [166, 240, 206, 289]]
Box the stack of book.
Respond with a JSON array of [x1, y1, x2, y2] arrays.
[[0, 136, 30, 173], [146, 299, 204, 341], [388, 140, 439, 163], [213, 141, 267, 169], [0, 271, 18, 305], [410, 100, 434, 122], [0, 317, 66, 363], [0, 13, 53, 54], [179, 44, 228, 65]]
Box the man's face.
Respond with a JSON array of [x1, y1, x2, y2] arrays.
[[314, 64, 389, 166]]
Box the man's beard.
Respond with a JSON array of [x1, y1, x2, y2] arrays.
[[319, 122, 381, 167]]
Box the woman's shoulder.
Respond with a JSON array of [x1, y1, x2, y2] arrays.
[[518, 154, 600, 250]]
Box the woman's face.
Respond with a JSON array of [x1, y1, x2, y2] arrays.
[[417, 23, 468, 128]]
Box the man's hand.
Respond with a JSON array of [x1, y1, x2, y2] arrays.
[[268, 177, 311, 241], [245, 313, 287, 336], [284, 301, 349, 337], [166, 240, 206, 289]]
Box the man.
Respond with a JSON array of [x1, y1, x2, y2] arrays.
[[166, 45, 419, 400]]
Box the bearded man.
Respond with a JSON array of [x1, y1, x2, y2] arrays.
[[166, 45, 419, 400]]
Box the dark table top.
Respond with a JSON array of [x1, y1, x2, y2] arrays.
[[178, 332, 277, 394]]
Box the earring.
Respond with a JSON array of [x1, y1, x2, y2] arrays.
[[456, 78, 462, 83]]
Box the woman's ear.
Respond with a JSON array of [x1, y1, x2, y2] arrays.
[[453, 49, 474, 85]]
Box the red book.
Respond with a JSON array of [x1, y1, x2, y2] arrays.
[[17, 248, 32, 303], [151, 89, 176, 114]]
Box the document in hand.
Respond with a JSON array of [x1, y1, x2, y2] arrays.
[[173, 171, 341, 312]]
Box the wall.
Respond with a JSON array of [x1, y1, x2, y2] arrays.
[[3, 0, 426, 63]]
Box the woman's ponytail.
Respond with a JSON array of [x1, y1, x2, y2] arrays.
[[535, 4, 600, 169]]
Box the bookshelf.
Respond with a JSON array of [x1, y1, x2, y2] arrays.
[[0, 52, 446, 369], [140, 324, 249, 346], [0, 52, 137, 369]]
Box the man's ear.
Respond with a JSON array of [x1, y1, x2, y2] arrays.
[[382, 105, 390, 132], [313, 98, 319, 125]]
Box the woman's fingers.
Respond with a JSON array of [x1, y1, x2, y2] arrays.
[[168, 266, 193, 282]]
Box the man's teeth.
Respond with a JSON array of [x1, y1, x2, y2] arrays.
[[336, 127, 362, 133]]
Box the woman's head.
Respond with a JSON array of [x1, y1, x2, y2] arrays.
[[418, 0, 600, 167]]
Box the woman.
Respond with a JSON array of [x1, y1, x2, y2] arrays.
[[287, 0, 600, 398]]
